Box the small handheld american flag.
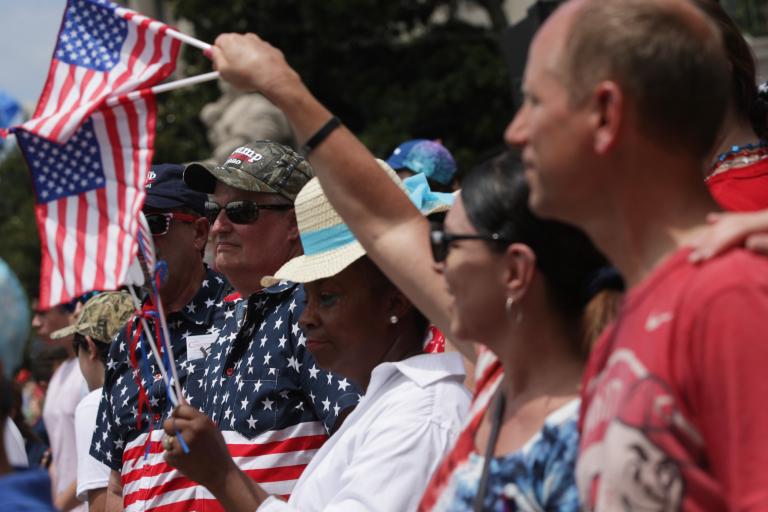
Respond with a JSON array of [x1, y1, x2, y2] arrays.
[[15, 92, 156, 309], [20, 0, 180, 144], [8, 0, 217, 309]]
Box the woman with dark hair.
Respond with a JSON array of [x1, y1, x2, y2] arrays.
[[695, 0, 768, 211], [418, 153, 622, 511]]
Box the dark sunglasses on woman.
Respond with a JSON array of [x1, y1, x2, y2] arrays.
[[204, 200, 294, 225], [145, 212, 200, 236], [429, 227, 512, 262]]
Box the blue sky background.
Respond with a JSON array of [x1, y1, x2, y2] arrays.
[[0, 0, 67, 109]]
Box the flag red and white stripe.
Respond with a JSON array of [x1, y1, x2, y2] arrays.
[[119, 422, 326, 511], [21, 0, 179, 144], [15, 92, 156, 308]]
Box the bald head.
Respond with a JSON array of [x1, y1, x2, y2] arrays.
[[541, 0, 730, 159]]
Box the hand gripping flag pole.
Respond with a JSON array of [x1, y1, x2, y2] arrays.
[[126, 213, 190, 453]]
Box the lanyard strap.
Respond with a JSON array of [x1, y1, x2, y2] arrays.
[[473, 388, 506, 512]]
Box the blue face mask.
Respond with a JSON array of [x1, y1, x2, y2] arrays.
[[0, 259, 30, 378]]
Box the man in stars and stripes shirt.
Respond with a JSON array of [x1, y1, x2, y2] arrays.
[[20, 0, 179, 145], [89, 164, 233, 511], [182, 141, 361, 503]]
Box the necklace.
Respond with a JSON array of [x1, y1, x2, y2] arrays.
[[709, 140, 768, 178]]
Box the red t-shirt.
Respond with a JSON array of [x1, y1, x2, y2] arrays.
[[577, 247, 768, 511], [707, 156, 768, 211]]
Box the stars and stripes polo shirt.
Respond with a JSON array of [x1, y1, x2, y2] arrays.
[[90, 266, 232, 511], [198, 281, 361, 502]]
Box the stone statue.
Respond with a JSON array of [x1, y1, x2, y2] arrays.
[[200, 80, 295, 165]]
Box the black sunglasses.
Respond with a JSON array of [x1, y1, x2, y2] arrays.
[[205, 200, 294, 225], [429, 228, 513, 262], [144, 212, 200, 236]]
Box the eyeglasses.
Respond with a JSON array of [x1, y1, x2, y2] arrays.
[[145, 212, 200, 236], [205, 200, 294, 225], [429, 228, 513, 262]]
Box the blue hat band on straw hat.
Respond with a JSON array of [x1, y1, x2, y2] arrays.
[[300, 223, 358, 256], [403, 173, 454, 213], [298, 173, 452, 258]]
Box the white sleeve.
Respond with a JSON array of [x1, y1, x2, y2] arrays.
[[258, 418, 458, 512], [3, 418, 28, 468], [75, 391, 112, 501]]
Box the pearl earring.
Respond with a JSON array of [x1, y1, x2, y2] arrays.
[[389, 315, 399, 324]]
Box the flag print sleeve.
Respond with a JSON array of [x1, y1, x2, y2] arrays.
[[89, 335, 128, 471], [287, 288, 361, 433], [298, 350, 361, 433]]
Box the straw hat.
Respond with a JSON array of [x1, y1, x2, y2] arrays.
[[261, 160, 453, 287]]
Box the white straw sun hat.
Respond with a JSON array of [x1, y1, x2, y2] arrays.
[[261, 159, 454, 287]]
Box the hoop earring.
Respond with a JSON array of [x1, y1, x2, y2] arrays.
[[389, 315, 399, 325]]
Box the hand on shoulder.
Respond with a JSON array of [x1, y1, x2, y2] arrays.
[[689, 209, 768, 262]]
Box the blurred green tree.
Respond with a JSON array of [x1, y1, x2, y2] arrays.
[[158, 0, 515, 175], [0, 147, 40, 298], [3, 0, 516, 298]]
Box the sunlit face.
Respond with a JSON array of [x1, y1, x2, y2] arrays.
[[504, 6, 596, 223], [434, 197, 508, 345], [299, 258, 395, 384], [210, 182, 298, 296], [145, 208, 208, 307]]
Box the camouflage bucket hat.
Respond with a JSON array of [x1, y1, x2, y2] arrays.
[[184, 141, 315, 202], [50, 291, 135, 344]]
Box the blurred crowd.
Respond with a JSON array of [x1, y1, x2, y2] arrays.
[[3, 0, 768, 511]]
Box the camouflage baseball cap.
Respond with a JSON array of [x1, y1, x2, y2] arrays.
[[50, 291, 134, 344], [184, 141, 314, 202]]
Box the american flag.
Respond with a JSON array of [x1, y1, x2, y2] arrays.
[[15, 92, 155, 309], [20, 0, 180, 144]]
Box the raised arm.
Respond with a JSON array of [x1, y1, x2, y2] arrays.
[[208, 33, 458, 348]]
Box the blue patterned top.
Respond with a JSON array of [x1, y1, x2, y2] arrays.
[[435, 399, 581, 512]]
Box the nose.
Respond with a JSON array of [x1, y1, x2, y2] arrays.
[[298, 298, 319, 334], [504, 104, 529, 148], [210, 208, 232, 236]]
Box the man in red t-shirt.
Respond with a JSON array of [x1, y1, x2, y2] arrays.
[[505, 0, 768, 510]]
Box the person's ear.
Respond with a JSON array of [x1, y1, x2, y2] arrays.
[[502, 243, 537, 302], [85, 336, 99, 361], [193, 217, 210, 252], [591, 80, 624, 155], [385, 289, 414, 326], [286, 213, 299, 242]]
